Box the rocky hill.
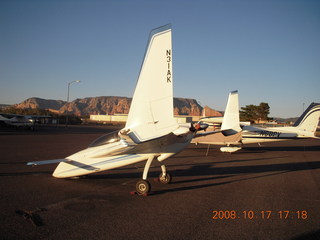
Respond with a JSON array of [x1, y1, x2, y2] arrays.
[[202, 105, 222, 117], [13, 96, 222, 117], [0, 104, 11, 109], [59, 97, 132, 116], [14, 97, 66, 111], [173, 98, 203, 116]]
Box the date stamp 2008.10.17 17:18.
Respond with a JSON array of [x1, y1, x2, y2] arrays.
[[212, 210, 308, 220]]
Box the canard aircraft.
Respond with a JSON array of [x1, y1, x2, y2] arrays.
[[193, 91, 320, 152], [27, 24, 208, 195]]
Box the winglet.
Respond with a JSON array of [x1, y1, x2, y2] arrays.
[[124, 24, 178, 143]]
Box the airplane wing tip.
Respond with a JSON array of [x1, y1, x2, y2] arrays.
[[26, 159, 67, 166]]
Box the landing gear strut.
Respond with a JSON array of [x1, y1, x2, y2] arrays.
[[158, 164, 172, 184], [134, 156, 154, 195], [133, 156, 172, 195]]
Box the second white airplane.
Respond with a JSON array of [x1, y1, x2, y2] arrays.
[[194, 91, 320, 152]]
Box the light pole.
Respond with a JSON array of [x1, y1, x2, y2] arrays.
[[66, 80, 81, 127]]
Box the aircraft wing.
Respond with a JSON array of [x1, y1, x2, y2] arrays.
[[192, 131, 242, 145], [27, 159, 68, 166], [194, 130, 221, 138]]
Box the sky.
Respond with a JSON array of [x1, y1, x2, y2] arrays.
[[1, 0, 319, 118]]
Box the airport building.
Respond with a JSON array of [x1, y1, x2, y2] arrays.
[[89, 114, 200, 124]]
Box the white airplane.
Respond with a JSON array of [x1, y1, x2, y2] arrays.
[[27, 24, 206, 195], [0, 113, 34, 129], [242, 102, 320, 144], [193, 91, 243, 152], [193, 91, 320, 152]]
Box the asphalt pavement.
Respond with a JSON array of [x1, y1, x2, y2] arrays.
[[1, 125, 320, 240]]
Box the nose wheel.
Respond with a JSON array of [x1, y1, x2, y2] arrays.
[[136, 180, 151, 195]]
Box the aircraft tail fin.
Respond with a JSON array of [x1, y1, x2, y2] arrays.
[[293, 103, 320, 137], [123, 24, 178, 143], [221, 90, 242, 136]]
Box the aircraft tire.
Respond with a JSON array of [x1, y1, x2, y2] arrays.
[[159, 173, 172, 184], [136, 180, 151, 195]]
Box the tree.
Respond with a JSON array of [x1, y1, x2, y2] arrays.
[[256, 102, 270, 122], [240, 102, 270, 123]]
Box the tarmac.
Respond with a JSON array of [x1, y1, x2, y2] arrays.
[[1, 125, 320, 240]]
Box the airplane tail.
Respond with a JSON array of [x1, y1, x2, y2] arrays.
[[292, 103, 320, 137], [221, 90, 242, 136], [123, 24, 179, 143]]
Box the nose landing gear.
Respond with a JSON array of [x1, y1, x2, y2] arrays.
[[132, 156, 173, 196], [136, 180, 151, 195]]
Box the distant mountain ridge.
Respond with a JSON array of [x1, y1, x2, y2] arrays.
[[13, 96, 223, 117], [14, 97, 66, 111], [0, 104, 11, 109]]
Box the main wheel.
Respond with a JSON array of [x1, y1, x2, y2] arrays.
[[159, 173, 172, 184], [136, 180, 151, 195]]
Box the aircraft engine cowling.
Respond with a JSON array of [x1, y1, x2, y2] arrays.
[[190, 122, 209, 132]]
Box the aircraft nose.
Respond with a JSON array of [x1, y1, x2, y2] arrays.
[[52, 162, 66, 178]]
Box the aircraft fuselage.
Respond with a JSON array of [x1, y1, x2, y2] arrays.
[[242, 126, 299, 144], [53, 129, 194, 178]]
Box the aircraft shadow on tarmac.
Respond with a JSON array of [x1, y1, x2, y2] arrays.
[[80, 158, 320, 195], [2, 148, 320, 195], [292, 229, 320, 240], [0, 125, 120, 136], [193, 144, 320, 153], [152, 161, 320, 195], [0, 171, 53, 177], [241, 145, 320, 153]]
